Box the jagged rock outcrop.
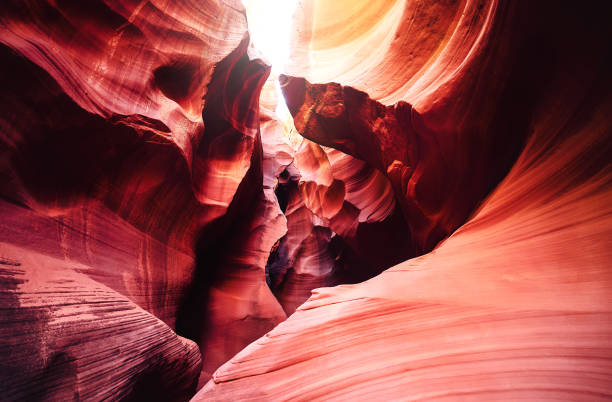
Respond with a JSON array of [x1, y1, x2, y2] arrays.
[[279, 71, 526, 254], [261, 125, 415, 314]]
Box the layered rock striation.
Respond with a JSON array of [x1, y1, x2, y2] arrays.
[[1, 0, 611, 400], [196, 0, 612, 400]]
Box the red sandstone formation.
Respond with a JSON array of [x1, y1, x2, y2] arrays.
[[177, 35, 290, 387], [0, 0, 287, 396], [262, 126, 415, 315], [2, 0, 612, 400], [0, 242, 201, 401], [195, 0, 612, 400]]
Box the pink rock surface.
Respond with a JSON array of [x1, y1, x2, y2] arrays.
[[198, 104, 612, 396], [195, 1, 612, 400], [0, 242, 201, 400], [0, 0, 290, 396], [1, 0, 611, 400], [197, 77, 612, 399]]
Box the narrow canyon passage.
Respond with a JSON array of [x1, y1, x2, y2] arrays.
[[241, 0, 418, 314], [1, 0, 611, 401]]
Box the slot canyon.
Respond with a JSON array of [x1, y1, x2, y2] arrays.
[[1, 0, 611, 400]]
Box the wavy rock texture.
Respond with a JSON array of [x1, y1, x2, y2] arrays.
[[267, 178, 336, 315], [285, 0, 466, 105], [0, 242, 201, 401], [262, 123, 415, 315], [196, 0, 612, 400], [0, 0, 246, 155], [173, 34, 291, 387], [0, 0, 291, 397], [2, 0, 612, 400], [279, 71, 524, 254], [0, 0, 249, 319], [295, 142, 415, 271]]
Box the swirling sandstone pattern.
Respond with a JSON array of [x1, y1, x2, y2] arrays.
[[196, 0, 612, 400], [175, 34, 291, 387], [1, 0, 611, 400], [0, 242, 201, 401], [0, 0, 288, 397]]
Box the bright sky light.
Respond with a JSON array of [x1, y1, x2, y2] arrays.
[[241, 0, 299, 74], [242, 0, 299, 120]]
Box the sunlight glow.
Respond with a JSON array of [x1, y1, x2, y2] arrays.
[[242, 0, 298, 74], [242, 0, 299, 120]]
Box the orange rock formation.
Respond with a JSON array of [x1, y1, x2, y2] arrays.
[[1, 0, 611, 400]]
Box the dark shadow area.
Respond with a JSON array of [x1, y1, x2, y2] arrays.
[[274, 168, 292, 213], [153, 60, 198, 104], [174, 36, 271, 379]]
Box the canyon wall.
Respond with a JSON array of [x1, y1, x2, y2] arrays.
[[197, 0, 612, 400], [1, 0, 611, 400]]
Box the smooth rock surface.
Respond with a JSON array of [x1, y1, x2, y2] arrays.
[[195, 0, 612, 400], [1, 0, 611, 400]]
